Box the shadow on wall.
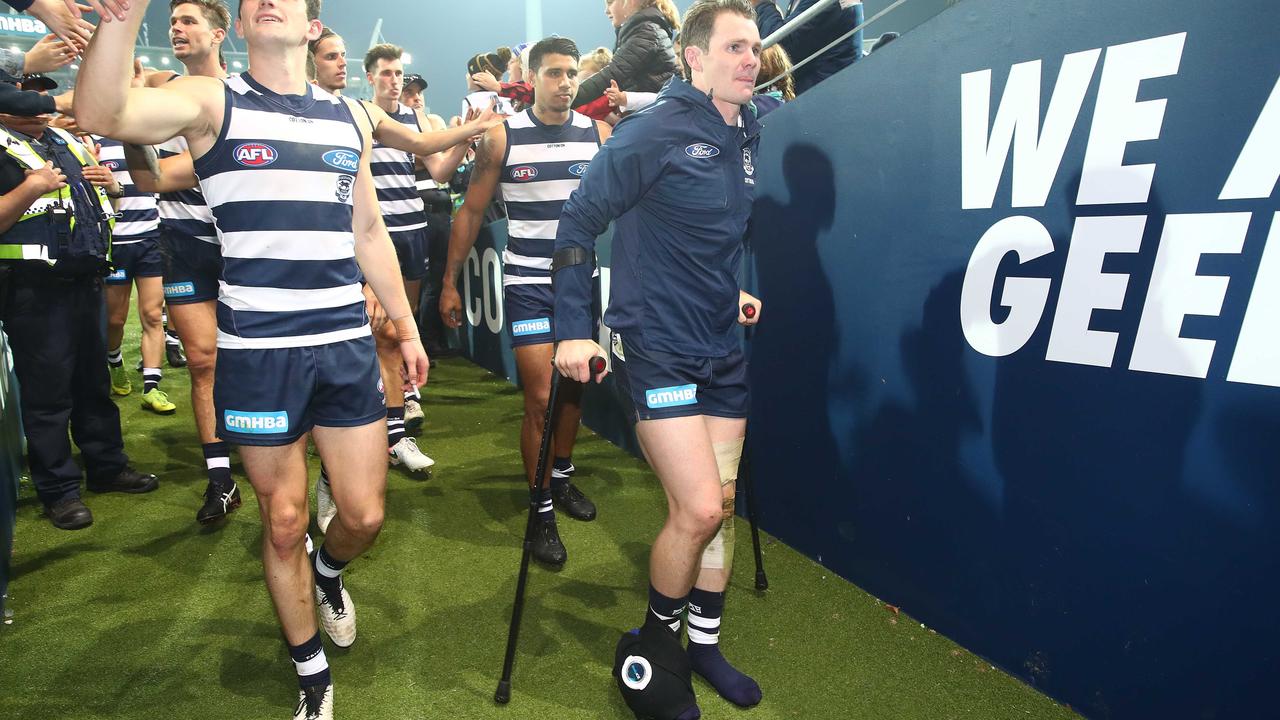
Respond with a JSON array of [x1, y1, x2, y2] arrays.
[[748, 142, 848, 551]]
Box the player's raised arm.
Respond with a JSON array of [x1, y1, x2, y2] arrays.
[[74, 0, 216, 146]]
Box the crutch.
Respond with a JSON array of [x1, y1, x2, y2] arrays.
[[739, 302, 768, 591], [495, 354, 606, 704]]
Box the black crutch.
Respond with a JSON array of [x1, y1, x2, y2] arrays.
[[739, 302, 768, 591], [495, 354, 606, 705]]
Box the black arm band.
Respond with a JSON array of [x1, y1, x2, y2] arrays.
[[551, 247, 591, 275]]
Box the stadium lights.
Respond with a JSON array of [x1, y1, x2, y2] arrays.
[[137, 55, 151, 64], [402, 52, 412, 64]]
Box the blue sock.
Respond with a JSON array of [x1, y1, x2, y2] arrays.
[[687, 587, 762, 707], [287, 631, 331, 689], [645, 584, 686, 635], [313, 544, 348, 593]]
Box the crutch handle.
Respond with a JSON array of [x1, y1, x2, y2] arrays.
[[742, 303, 757, 319], [589, 355, 606, 377]]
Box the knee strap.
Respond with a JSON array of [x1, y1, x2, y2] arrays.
[[701, 438, 743, 571]]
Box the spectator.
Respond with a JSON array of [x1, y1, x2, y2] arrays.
[[757, 43, 795, 101], [464, 48, 518, 116], [471, 43, 544, 112], [0, 34, 74, 79], [753, 0, 863, 95], [572, 0, 681, 109], [579, 46, 613, 80]]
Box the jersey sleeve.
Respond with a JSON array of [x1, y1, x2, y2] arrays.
[[552, 112, 668, 341]]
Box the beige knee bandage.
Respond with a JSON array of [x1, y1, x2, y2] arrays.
[[701, 438, 743, 571]]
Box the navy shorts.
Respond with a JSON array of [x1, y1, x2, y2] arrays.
[[214, 334, 386, 446], [391, 228, 428, 282], [160, 228, 223, 305], [610, 332, 750, 421], [503, 281, 556, 348], [106, 236, 164, 285]]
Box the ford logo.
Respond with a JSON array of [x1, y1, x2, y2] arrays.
[[685, 143, 720, 159], [234, 143, 278, 167], [322, 149, 360, 172], [568, 162, 590, 177]]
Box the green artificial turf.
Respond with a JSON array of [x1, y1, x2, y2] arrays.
[[0, 318, 1080, 720]]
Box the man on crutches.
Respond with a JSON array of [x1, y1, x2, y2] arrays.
[[553, 2, 766, 717]]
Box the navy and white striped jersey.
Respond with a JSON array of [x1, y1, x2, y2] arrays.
[[369, 103, 427, 234], [192, 74, 368, 351], [93, 136, 159, 243], [157, 134, 218, 244], [498, 109, 601, 285], [415, 165, 440, 193]]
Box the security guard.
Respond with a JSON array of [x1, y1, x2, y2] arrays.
[[0, 73, 157, 530]]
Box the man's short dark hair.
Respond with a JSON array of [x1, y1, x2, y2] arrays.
[[308, 25, 337, 57], [237, 0, 321, 22], [170, 0, 231, 32], [680, 0, 755, 76], [528, 36, 580, 73], [363, 43, 402, 74]]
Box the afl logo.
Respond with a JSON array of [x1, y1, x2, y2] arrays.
[[568, 162, 590, 177], [102, 160, 121, 171], [510, 166, 539, 181], [323, 149, 360, 172], [685, 143, 720, 159], [234, 143, 278, 167]]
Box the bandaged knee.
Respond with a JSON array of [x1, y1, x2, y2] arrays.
[[701, 438, 743, 572]]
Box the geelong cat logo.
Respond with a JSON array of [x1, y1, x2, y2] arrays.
[[323, 149, 360, 172], [234, 143, 278, 167], [685, 143, 720, 159]]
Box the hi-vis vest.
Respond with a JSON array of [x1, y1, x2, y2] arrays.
[[0, 125, 115, 265]]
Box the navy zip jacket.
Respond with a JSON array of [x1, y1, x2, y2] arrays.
[[553, 77, 763, 358]]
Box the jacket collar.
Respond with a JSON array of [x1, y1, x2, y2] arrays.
[[655, 76, 762, 142]]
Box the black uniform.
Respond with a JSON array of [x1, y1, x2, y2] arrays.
[[0, 124, 132, 509]]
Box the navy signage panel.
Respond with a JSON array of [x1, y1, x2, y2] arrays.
[[747, 0, 1278, 717]]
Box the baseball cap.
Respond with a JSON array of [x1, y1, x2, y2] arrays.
[[404, 74, 427, 92]]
